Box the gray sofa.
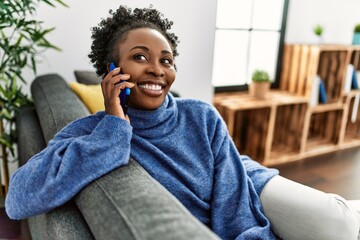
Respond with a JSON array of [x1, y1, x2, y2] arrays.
[[16, 74, 219, 240]]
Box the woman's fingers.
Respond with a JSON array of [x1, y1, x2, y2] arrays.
[[101, 67, 134, 119], [102, 67, 130, 98]]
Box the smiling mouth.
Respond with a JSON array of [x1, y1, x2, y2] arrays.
[[138, 83, 166, 96]]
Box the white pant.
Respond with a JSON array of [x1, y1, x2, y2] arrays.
[[260, 176, 360, 240]]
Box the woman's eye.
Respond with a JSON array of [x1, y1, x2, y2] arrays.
[[134, 54, 147, 61], [161, 58, 173, 65]]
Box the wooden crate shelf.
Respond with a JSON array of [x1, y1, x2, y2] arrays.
[[305, 109, 343, 151], [232, 107, 271, 162], [350, 47, 360, 71], [280, 44, 352, 103], [213, 44, 360, 166], [214, 91, 308, 165], [270, 103, 307, 157], [344, 93, 360, 143]]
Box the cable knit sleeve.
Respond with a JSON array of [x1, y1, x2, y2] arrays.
[[5, 113, 132, 220]]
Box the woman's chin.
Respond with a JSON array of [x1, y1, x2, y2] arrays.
[[129, 90, 168, 110], [129, 98, 165, 110]]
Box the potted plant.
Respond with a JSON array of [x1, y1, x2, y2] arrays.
[[313, 24, 324, 44], [352, 24, 360, 45], [250, 70, 271, 100], [0, 0, 67, 194]]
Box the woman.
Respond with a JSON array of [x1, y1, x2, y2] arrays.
[[5, 5, 360, 240]]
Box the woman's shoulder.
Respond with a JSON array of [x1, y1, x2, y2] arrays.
[[175, 98, 217, 113]]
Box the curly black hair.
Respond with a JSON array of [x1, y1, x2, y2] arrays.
[[88, 5, 179, 76]]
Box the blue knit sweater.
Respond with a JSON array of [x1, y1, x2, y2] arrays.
[[6, 94, 278, 239]]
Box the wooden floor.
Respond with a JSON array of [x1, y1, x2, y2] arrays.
[[274, 146, 360, 200], [0, 147, 359, 239]]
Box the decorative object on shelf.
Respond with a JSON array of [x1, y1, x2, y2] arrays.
[[353, 24, 360, 45], [313, 24, 324, 44], [250, 69, 271, 100], [0, 0, 68, 195]]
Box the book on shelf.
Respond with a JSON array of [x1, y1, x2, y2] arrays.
[[351, 93, 360, 123], [344, 64, 354, 93], [352, 67, 359, 89], [309, 75, 320, 106], [319, 78, 328, 103]]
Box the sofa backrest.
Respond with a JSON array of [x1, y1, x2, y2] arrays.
[[31, 74, 90, 144]]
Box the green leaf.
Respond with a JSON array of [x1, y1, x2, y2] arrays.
[[40, 0, 56, 8], [54, 0, 69, 8], [0, 2, 12, 16], [31, 56, 36, 73], [0, 138, 12, 149], [14, 34, 24, 47], [37, 38, 62, 51]]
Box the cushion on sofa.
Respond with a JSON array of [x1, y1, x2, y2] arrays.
[[31, 74, 90, 144], [75, 159, 220, 240], [69, 82, 105, 113]]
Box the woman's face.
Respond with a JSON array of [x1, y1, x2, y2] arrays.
[[116, 28, 176, 110]]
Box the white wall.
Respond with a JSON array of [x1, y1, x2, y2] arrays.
[[285, 0, 360, 44], [28, 0, 360, 104], [28, 0, 218, 103]]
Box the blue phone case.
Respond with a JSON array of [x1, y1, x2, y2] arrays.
[[109, 62, 131, 115]]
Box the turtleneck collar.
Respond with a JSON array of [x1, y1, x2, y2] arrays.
[[127, 94, 178, 139]]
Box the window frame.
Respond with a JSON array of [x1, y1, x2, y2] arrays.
[[214, 0, 290, 93]]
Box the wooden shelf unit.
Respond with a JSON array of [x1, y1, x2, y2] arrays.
[[214, 91, 309, 165], [214, 44, 360, 166]]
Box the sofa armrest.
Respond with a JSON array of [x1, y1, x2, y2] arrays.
[[16, 105, 94, 239], [16, 106, 46, 166], [75, 159, 220, 240], [28, 200, 95, 240]]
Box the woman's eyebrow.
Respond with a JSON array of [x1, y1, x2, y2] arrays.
[[130, 46, 149, 52], [129, 46, 172, 55], [162, 50, 172, 55]]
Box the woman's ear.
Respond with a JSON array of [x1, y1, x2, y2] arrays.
[[106, 63, 112, 73]]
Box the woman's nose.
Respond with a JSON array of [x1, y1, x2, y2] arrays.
[[145, 62, 165, 77]]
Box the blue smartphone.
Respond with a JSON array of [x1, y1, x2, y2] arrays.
[[109, 62, 131, 115]]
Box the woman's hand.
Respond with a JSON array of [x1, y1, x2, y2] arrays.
[[101, 67, 134, 122]]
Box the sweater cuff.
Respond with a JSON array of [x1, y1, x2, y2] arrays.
[[242, 155, 279, 195]]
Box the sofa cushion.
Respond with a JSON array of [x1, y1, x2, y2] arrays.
[[31, 74, 90, 144], [69, 82, 105, 113], [75, 159, 220, 240]]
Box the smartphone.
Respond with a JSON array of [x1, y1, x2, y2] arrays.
[[109, 62, 131, 115]]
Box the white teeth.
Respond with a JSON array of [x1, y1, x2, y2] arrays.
[[139, 84, 162, 91]]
